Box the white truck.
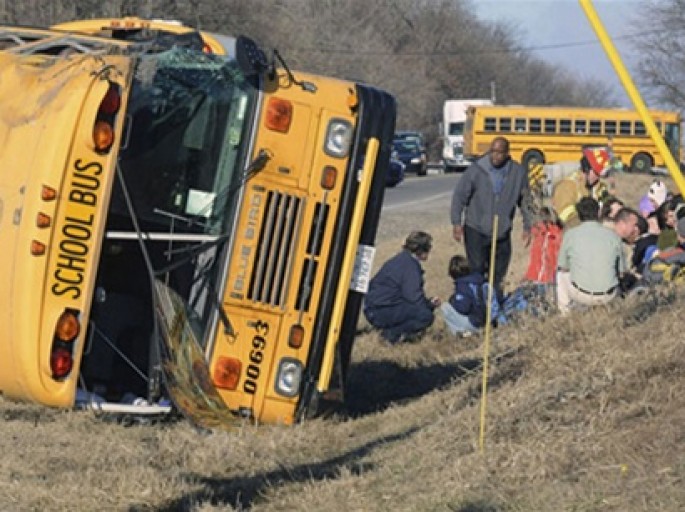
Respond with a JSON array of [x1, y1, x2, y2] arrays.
[[441, 98, 493, 172]]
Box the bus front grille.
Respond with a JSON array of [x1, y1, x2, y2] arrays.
[[248, 191, 304, 308]]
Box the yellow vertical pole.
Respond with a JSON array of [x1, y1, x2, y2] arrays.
[[579, 0, 685, 196], [479, 215, 498, 453]]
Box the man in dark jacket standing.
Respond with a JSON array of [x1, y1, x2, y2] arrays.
[[451, 136, 532, 292], [364, 231, 441, 343]]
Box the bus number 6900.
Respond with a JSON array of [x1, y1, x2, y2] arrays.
[[243, 320, 268, 394]]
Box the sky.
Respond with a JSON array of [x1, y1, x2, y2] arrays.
[[473, 0, 644, 107]]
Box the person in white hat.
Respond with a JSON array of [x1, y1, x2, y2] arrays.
[[639, 179, 669, 217]]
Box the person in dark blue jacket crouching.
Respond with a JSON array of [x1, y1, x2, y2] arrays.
[[363, 231, 441, 343]]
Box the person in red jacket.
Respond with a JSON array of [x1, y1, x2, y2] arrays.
[[523, 207, 563, 287]]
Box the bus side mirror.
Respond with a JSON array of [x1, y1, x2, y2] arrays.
[[236, 35, 268, 77]]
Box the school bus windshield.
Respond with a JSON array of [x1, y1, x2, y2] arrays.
[[111, 47, 255, 236], [98, 47, 257, 379]]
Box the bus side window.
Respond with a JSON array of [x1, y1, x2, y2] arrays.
[[484, 117, 496, 132], [620, 120, 631, 135], [605, 120, 617, 135], [560, 119, 572, 133], [515, 118, 526, 132], [530, 118, 541, 133]]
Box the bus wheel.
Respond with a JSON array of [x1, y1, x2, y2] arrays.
[[630, 153, 652, 173], [522, 149, 544, 170]]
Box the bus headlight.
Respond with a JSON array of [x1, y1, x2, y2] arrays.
[[274, 358, 303, 397], [324, 119, 352, 158]]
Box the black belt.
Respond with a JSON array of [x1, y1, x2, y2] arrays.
[[572, 282, 616, 296]]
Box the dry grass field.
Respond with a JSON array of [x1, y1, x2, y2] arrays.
[[1, 172, 683, 511]]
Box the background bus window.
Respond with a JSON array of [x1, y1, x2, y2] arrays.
[[560, 119, 572, 133], [530, 118, 541, 133], [499, 117, 512, 132], [575, 119, 587, 134], [484, 117, 496, 132], [544, 119, 557, 133], [635, 121, 646, 136], [515, 118, 527, 132], [589, 120, 602, 134], [620, 120, 632, 135], [605, 120, 617, 134], [655, 121, 663, 133]]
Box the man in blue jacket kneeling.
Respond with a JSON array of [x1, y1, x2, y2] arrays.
[[363, 231, 441, 343]]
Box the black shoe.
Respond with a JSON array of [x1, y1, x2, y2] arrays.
[[381, 329, 401, 344]]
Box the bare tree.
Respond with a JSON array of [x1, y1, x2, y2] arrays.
[[634, 0, 685, 108], [7, 0, 616, 156]]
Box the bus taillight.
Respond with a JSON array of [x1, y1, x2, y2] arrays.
[[212, 357, 241, 390], [50, 348, 73, 379], [93, 83, 121, 154], [93, 121, 115, 153], [55, 310, 80, 342], [50, 309, 80, 380], [99, 84, 121, 115]]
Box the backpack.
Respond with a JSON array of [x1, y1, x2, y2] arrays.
[[469, 282, 507, 327], [642, 247, 685, 285]]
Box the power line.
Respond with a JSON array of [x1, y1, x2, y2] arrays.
[[279, 33, 646, 57]]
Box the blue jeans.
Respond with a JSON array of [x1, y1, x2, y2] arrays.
[[440, 303, 477, 335]]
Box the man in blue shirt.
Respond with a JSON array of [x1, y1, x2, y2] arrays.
[[364, 231, 441, 343]]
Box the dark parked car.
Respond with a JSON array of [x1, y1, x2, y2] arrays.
[[394, 131, 427, 154], [386, 158, 405, 187], [392, 139, 427, 176]]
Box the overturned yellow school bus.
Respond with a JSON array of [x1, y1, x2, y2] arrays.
[[0, 18, 396, 426]]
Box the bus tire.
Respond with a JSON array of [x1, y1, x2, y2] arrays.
[[630, 152, 652, 173], [522, 149, 544, 170]]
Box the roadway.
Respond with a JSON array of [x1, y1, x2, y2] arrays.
[[382, 172, 459, 214]]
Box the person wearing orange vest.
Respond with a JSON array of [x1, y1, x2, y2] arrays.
[[552, 146, 611, 228]]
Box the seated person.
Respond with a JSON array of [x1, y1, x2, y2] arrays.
[[440, 255, 505, 336], [657, 195, 684, 250], [638, 179, 668, 217], [642, 216, 685, 286], [632, 214, 659, 275], [363, 231, 440, 343], [556, 197, 626, 315], [599, 196, 624, 228]]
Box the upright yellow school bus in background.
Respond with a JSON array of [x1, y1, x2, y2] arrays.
[[464, 104, 681, 173], [0, 18, 396, 426]]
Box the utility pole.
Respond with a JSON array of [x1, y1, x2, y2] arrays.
[[490, 80, 496, 104]]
